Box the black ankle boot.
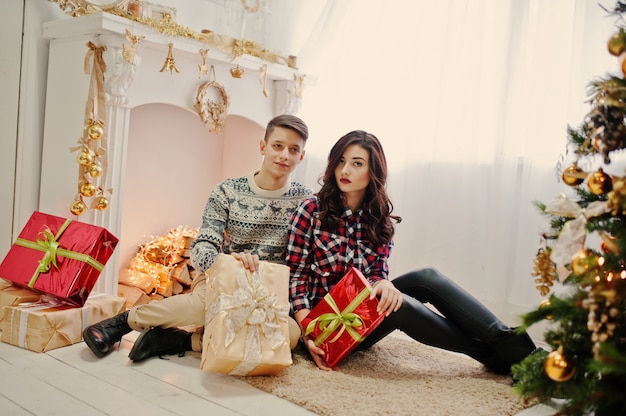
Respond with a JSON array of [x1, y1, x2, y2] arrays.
[[128, 327, 192, 362], [83, 311, 132, 358], [490, 328, 537, 368]]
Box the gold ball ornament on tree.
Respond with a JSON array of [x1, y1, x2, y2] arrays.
[[89, 163, 102, 178], [539, 298, 553, 320], [544, 347, 575, 382], [77, 150, 93, 166], [608, 31, 626, 56], [70, 199, 87, 216], [561, 165, 585, 187], [570, 249, 600, 276], [586, 169, 613, 195], [87, 123, 104, 140], [79, 182, 96, 197], [95, 196, 109, 211]]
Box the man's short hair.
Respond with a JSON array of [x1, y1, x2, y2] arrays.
[[265, 114, 308, 142]]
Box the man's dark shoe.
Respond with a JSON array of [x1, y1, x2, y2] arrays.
[[83, 311, 132, 358], [128, 327, 192, 362]]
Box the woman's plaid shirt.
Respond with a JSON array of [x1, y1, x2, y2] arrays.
[[286, 196, 392, 312]]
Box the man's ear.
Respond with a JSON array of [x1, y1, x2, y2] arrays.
[[259, 139, 266, 155], [299, 149, 306, 162]]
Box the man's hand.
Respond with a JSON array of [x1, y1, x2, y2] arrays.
[[231, 252, 260, 271]]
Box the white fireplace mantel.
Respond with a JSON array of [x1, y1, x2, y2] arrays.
[[38, 12, 306, 295]]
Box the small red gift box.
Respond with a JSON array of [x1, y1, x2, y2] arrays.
[[301, 267, 385, 368], [0, 211, 118, 307]]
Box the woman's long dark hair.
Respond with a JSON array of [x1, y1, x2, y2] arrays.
[[316, 130, 401, 249]]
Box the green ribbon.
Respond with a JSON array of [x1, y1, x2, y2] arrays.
[[14, 219, 104, 288], [305, 285, 372, 346]]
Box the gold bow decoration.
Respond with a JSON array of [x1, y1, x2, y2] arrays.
[[205, 264, 289, 376], [545, 194, 611, 281], [305, 286, 371, 346]]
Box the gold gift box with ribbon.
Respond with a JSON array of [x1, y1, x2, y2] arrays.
[[200, 254, 292, 376], [1, 294, 125, 353]]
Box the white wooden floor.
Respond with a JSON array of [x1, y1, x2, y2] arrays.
[[0, 303, 560, 416], [0, 331, 315, 416]]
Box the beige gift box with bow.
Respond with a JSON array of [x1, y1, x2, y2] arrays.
[[1, 294, 125, 353], [200, 254, 292, 376]]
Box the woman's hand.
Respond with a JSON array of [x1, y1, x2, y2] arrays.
[[231, 252, 260, 271], [302, 335, 333, 371], [370, 279, 403, 316], [295, 308, 333, 371]]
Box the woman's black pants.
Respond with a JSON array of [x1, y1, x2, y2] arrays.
[[355, 268, 536, 373]]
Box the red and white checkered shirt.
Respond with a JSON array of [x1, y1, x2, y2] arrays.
[[286, 196, 392, 312]]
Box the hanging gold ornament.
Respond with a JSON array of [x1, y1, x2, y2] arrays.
[[77, 150, 93, 166], [608, 31, 626, 56], [539, 298, 553, 320], [198, 48, 209, 79], [561, 165, 585, 187], [532, 247, 556, 296], [545, 347, 575, 382], [70, 199, 87, 216], [229, 64, 246, 78], [607, 177, 626, 217], [570, 249, 600, 276], [95, 195, 109, 211], [79, 182, 96, 197], [586, 169, 613, 195], [160, 41, 179, 74], [87, 122, 104, 140], [89, 163, 102, 178]]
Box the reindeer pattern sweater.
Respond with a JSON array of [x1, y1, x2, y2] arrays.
[[190, 171, 312, 273]]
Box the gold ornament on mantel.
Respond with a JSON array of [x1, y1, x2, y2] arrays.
[[195, 66, 230, 134], [229, 64, 246, 78], [122, 29, 145, 65], [198, 49, 210, 79], [160, 41, 179, 74]]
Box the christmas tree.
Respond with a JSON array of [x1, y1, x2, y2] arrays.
[[512, 3, 626, 415]]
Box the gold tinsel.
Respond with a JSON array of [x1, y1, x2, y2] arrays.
[[48, 1, 294, 68]]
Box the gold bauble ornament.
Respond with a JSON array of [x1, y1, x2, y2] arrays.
[[70, 200, 87, 216], [89, 163, 102, 178], [87, 123, 104, 140], [570, 249, 599, 276], [79, 182, 96, 197], [77, 151, 92, 166], [586, 169, 612, 195], [561, 165, 585, 187], [608, 32, 626, 57], [539, 298, 553, 320], [95, 196, 109, 211], [544, 348, 575, 382]]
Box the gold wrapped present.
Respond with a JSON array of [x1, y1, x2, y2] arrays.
[[1, 294, 125, 352], [0, 285, 42, 324], [200, 254, 292, 376]]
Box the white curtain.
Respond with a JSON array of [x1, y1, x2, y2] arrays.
[[293, 0, 618, 310]]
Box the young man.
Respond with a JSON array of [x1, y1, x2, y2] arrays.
[[83, 114, 311, 362]]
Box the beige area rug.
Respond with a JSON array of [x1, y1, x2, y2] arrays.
[[239, 334, 529, 416]]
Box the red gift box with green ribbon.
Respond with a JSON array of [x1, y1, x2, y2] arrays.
[[0, 211, 118, 307], [301, 267, 385, 368]]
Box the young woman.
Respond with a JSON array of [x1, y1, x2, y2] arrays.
[[287, 130, 537, 373]]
